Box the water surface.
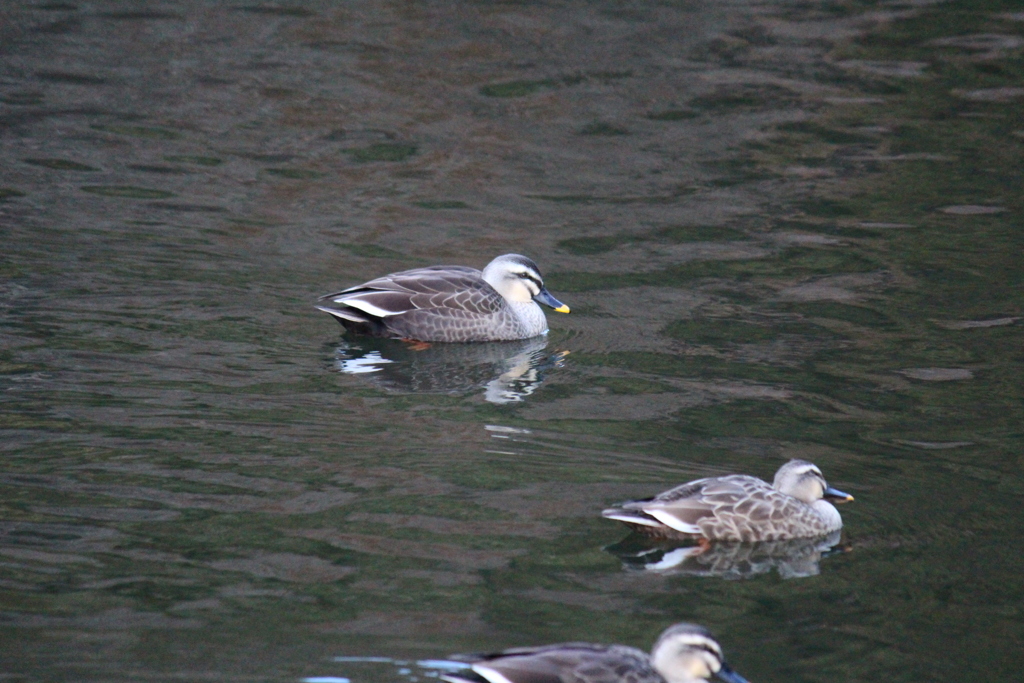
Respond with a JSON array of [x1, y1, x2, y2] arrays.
[[1, 2, 1022, 683]]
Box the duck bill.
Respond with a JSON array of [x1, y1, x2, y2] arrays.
[[534, 287, 570, 313], [824, 486, 854, 503], [715, 664, 751, 683]]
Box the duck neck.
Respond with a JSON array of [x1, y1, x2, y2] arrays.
[[509, 299, 547, 336], [811, 500, 842, 531]]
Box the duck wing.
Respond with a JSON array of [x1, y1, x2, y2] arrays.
[[443, 644, 657, 683], [318, 266, 503, 319], [641, 475, 800, 540]]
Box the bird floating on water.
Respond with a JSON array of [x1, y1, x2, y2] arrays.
[[440, 622, 750, 683], [603, 459, 854, 542], [316, 253, 569, 342]]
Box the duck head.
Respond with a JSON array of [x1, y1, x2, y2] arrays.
[[773, 460, 853, 504], [482, 254, 570, 313], [650, 623, 751, 683]]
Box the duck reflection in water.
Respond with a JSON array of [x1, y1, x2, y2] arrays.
[[605, 530, 846, 580], [331, 335, 566, 404]]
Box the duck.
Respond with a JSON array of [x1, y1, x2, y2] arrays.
[[440, 622, 749, 683], [602, 460, 854, 542], [316, 254, 570, 342]]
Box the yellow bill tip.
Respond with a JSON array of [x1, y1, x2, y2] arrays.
[[554, 304, 571, 314]]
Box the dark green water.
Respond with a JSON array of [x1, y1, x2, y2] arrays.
[[1, 1, 1022, 682]]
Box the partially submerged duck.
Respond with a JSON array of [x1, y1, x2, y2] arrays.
[[441, 622, 749, 683], [603, 460, 854, 542], [316, 253, 569, 342]]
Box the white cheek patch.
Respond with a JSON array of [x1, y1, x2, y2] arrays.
[[686, 655, 714, 680]]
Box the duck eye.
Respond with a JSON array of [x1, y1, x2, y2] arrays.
[[518, 272, 542, 287]]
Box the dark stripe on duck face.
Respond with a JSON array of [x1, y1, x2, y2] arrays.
[[675, 636, 724, 663], [658, 625, 726, 660], [790, 462, 826, 488], [503, 258, 544, 286], [503, 254, 542, 274], [519, 273, 542, 296], [693, 642, 724, 664], [502, 266, 544, 295]]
